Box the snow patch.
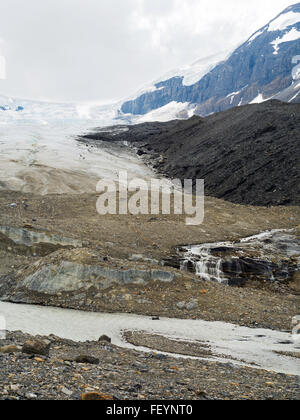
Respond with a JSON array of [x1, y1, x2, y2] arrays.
[[250, 94, 267, 104], [248, 30, 264, 44], [148, 51, 230, 89], [292, 55, 300, 80], [180, 52, 229, 86], [125, 85, 164, 103], [268, 11, 300, 32], [289, 89, 300, 102], [271, 28, 300, 55], [293, 65, 300, 81], [135, 101, 195, 123], [226, 91, 241, 104], [293, 80, 300, 89], [240, 229, 292, 243]]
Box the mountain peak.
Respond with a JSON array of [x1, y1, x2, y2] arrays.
[[267, 3, 300, 32], [282, 2, 300, 13], [120, 3, 300, 118]]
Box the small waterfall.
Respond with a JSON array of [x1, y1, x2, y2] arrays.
[[182, 245, 229, 284], [180, 229, 300, 286]]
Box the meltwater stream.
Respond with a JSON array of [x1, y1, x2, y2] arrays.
[[0, 301, 299, 376], [181, 229, 300, 285]]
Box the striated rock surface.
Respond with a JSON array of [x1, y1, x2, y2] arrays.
[[0, 226, 82, 257], [18, 262, 175, 295], [0, 247, 190, 314]]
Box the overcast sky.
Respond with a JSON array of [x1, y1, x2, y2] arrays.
[[0, 0, 296, 103]]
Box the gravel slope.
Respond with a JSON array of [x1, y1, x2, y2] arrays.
[[80, 100, 300, 207]]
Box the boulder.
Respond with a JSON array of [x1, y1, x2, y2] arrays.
[[22, 339, 51, 356], [98, 335, 111, 344], [75, 355, 99, 365], [0, 345, 21, 354]]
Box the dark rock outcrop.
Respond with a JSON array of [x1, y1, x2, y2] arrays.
[[180, 229, 300, 287], [98, 335, 112, 344]]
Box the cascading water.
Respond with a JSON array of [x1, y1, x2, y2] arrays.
[[182, 245, 230, 283], [180, 229, 300, 286]]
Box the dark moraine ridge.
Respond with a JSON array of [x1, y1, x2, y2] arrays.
[[80, 100, 300, 207]]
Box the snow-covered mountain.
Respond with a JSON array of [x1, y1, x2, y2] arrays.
[[1, 3, 300, 125], [121, 3, 300, 117], [0, 4, 299, 196]]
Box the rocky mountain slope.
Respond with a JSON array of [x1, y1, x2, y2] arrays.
[[1, 5, 300, 125], [121, 3, 300, 117], [81, 100, 300, 207]]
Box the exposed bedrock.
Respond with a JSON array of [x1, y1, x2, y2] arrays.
[[16, 262, 175, 295], [0, 226, 83, 257], [0, 247, 191, 315], [179, 230, 300, 287]]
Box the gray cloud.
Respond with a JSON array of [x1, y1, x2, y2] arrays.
[[0, 0, 295, 102]]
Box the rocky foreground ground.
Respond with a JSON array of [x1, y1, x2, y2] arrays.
[[0, 331, 299, 401], [0, 188, 299, 400]]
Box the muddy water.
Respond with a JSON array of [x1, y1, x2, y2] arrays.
[[0, 301, 299, 376]]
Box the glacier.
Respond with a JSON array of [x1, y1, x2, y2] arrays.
[[268, 10, 300, 32]]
